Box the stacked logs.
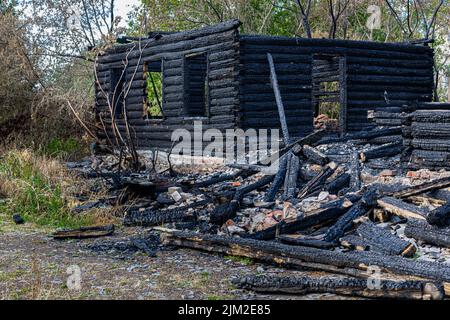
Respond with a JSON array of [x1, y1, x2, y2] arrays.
[[405, 109, 450, 169]]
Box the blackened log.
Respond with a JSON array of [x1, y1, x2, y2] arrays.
[[427, 202, 450, 226], [392, 177, 450, 199], [124, 200, 209, 227], [412, 139, 450, 152], [52, 224, 115, 240], [324, 173, 351, 195], [278, 236, 335, 249], [298, 162, 337, 199], [189, 169, 256, 188], [356, 221, 416, 257], [210, 175, 274, 225], [405, 219, 450, 248], [302, 145, 329, 165], [377, 197, 428, 220], [360, 141, 403, 162], [267, 53, 290, 145], [350, 152, 362, 191], [232, 274, 443, 300], [324, 189, 378, 242], [245, 199, 354, 241], [340, 235, 371, 251], [158, 228, 450, 283], [346, 127, 402, 141], [283, 153, 300, 199], [264, 155, 288, 202]]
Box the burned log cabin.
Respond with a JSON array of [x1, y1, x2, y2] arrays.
[[95, 19, 434, 150]]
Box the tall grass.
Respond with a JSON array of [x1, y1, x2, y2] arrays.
[[0, 150, 94, 228]]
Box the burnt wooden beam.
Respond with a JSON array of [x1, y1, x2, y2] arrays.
[[392, 177, 450, 199], [232, 274, 443, 300], [52, 224, 115, 240], [210, 175, 274, 225], [283, 153, 300, 200], [324, 189, 378, 242], [302, 145, 329, 165], [324, 173, 351, 195], [298, 162, 337, 199], [158, 228, 450, 285], [264, 155, 288, 202], [360, 141, 403, 162], [426, 202, 450, 226], [356, 221, 416, 257], [377, 197, 428, 220], [267, 53, 290, 145], [405, 220, 450, 248], [124, 200, 209, 227]]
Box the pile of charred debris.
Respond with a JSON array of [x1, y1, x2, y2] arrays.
[[59, 105, 450, 300]]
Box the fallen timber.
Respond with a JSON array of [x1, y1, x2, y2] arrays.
[[232, 274, 443, 300], [359, 141, 403, 162], [324, 189, 378, 242], [210, 175, 275, 225], [52, 224, 115, 240], [298, 162, 337, 199], [124, 199, 209, 227], [426, 201, 450, 226], [391, 177, 450, 199], [356, 221, 416, 257], [157, 228, 450, 287], [377, 197, 428, 220], [405, 220, 450, 248]]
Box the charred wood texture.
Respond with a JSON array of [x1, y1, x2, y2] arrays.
[[124, 200, 208, 226], [298, 162, 337, 199], [324, 189, 378, 242], [283, 153, 300, 199], [377, 197, 428, 220], [210, 175, 274, 225], [405, 220, 450, 248], [232, 274, 443, 300], [356, 221, 416, 257], [52, 224, 115, 240], [360, 141, 403, 162], [324, 173, 351, 195], [426, 202, 450, 226], [158, 228, 450, 283], [302, 145, 329, 166], [392, 177, 450, 199]]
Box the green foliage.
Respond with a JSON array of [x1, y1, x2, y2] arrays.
[[0, 151, 93, 228], [146, 71, 163, 118], [40, 137, 82, 158]]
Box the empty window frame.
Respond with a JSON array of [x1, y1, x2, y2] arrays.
[[144, 59, 164, 120], [109, 68, 125, 118], [312, 54, 347, 133], [184, 53, 209, 117]]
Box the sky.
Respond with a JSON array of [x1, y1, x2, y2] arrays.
[[116, 0, 141, 27]]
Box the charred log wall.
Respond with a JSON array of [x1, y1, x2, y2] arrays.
[[238, 35, 434, 134], [95, 20, 242, 150], [404, 106, 450, 169]]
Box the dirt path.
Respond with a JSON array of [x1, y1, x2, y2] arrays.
[[0, 220, 348, 300]]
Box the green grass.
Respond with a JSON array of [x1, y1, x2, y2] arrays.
[[224, 255, 254, 266], [0, 151, 93, 228], [39, 137, 82, 158]]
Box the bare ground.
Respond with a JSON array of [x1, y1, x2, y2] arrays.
[[0, 216, 349, 300]]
